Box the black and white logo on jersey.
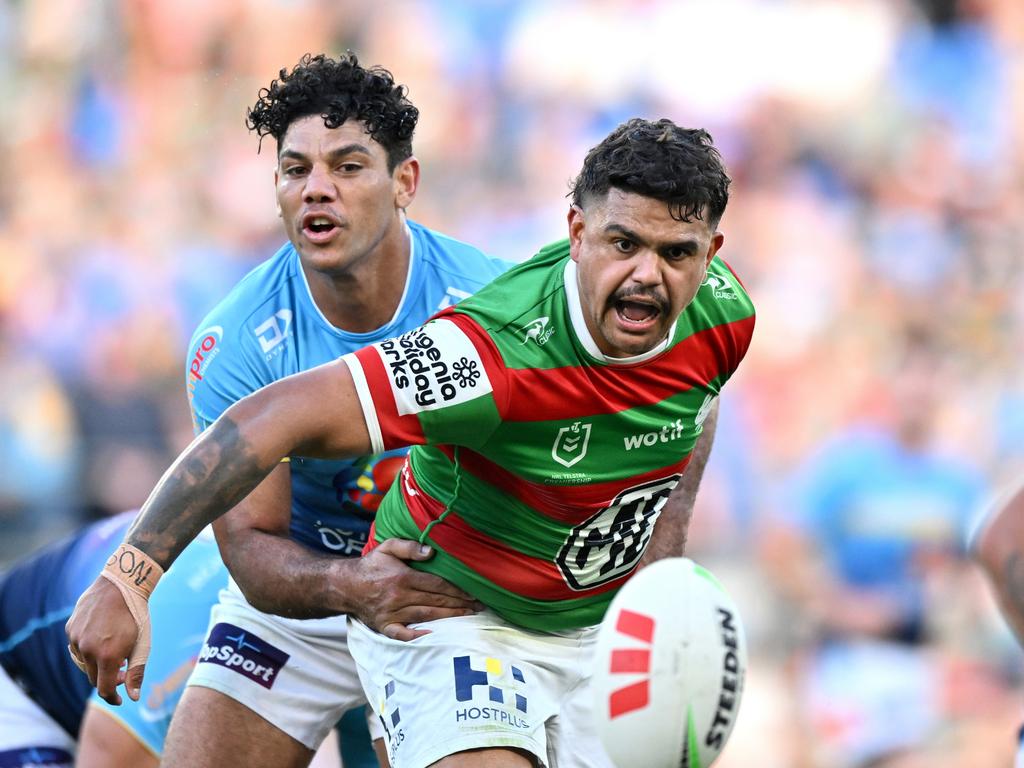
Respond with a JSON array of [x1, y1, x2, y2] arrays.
[[556, 475, 681, 590], [377, 321, 492, 416]]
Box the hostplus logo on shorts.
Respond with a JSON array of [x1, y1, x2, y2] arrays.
[[453, 656, 529, 729], [197, 623, 290, 689]]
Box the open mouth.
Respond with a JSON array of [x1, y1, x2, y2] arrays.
[[615, 299, 661, 327], [301, 213, 341, 243]]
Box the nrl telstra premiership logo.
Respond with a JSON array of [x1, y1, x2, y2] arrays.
[[552, 421, 592, 467]]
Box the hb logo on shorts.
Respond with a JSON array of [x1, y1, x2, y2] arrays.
[[198, 623, 290, 689], [453, 656, 527, 713]]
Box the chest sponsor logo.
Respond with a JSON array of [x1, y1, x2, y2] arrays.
[[552, 421, 592, 467], [376, 321, 491, 415], [197, 623, 289, 689], [623, 419, 685, 451], [254, 309, 293, 357], [187, 326, 223, 386], [436, 286, 472, 312], [702, 272, 738, 301], [453, 655, 529, 729], [556, 475, 681, 590], [520, 316, 554, 345]]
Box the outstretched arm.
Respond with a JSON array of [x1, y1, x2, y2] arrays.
[[126, 358, 369, 567], [67, 359, 368, 704], [639, 398, 719, 566]]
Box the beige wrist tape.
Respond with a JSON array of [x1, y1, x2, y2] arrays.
[[100, 544, 165, 670]]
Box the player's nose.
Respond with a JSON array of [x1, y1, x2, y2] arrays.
[[302, 163, 337, 203]]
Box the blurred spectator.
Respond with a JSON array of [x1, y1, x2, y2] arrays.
[[759, 327, 1002, 767]]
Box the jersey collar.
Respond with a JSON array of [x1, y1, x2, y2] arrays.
[[297, 222, 417, 338], [563, 259, 675, 365]]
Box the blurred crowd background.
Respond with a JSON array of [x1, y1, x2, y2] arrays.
[[2, 0, 1023, 765]]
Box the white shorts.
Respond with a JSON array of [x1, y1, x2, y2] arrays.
[[0, 663, 75, 765], [185, 581, 376, 750], [347, 611, 615, 768]]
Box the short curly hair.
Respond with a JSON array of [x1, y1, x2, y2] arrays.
[[570, 118, 731, 227], [247, 52, 418, 171]]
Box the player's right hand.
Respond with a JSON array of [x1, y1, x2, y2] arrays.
[[66, 577, 144, 706], [344, 539, 483, 641]]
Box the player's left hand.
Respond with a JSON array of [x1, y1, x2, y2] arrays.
[[66, 576, 145, 705]]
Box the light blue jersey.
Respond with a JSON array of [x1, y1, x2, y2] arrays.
[[186, 220, 509, 556]]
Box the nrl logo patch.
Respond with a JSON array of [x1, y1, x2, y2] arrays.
[[520, 316, 555, 346], [552, 421, 592, 468]]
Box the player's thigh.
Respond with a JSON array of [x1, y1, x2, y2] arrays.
[[76, 704, 157, 768], [162, 685, 314, 768]]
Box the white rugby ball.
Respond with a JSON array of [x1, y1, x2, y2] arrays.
[[590, 558, 746, 768]]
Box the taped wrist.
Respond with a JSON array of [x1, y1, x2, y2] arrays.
[[100, 544, 164, 670]]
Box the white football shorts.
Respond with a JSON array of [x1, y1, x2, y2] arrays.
[[185, 581, 380, 750], [347, 610, 615, 768]]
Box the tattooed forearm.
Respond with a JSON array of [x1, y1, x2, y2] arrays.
[[124, 415, 280, 568]]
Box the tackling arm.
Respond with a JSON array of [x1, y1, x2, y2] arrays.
[[639, 398, 719, 566], [66, 359, 367, 704]]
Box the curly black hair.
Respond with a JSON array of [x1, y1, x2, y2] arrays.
[[570, 118, 731, 227], [247, 52, 418, 171]]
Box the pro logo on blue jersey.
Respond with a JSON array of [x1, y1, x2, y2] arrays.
[[197, 623, 289, 689], [453, 656, 529, 729]]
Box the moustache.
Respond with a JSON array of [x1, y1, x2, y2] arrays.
[[610, 289, 669, 315]]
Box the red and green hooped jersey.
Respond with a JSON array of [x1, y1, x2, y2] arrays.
[[344, 239, 755, 630]]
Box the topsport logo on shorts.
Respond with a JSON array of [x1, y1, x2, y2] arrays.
[[197, 623, 290, 689]]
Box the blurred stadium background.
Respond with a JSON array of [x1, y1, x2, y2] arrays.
[[2, 0, 1023, 765]]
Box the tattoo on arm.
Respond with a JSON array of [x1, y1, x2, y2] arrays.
[[125, 416, 277, 568]]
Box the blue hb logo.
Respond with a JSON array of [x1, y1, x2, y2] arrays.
[[453, 656, 527, 713]]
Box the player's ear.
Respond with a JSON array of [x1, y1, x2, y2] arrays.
[[394, 156, 420, 210], [568, 205, 586, 262]]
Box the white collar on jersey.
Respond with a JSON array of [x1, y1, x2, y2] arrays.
[[563, 259, 676, 365], [299, 221, 417, 334]]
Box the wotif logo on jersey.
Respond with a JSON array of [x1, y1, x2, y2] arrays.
[[552, 421, 592, 467], [197, 623, 289, 689], [623, 419, 685, 452]]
